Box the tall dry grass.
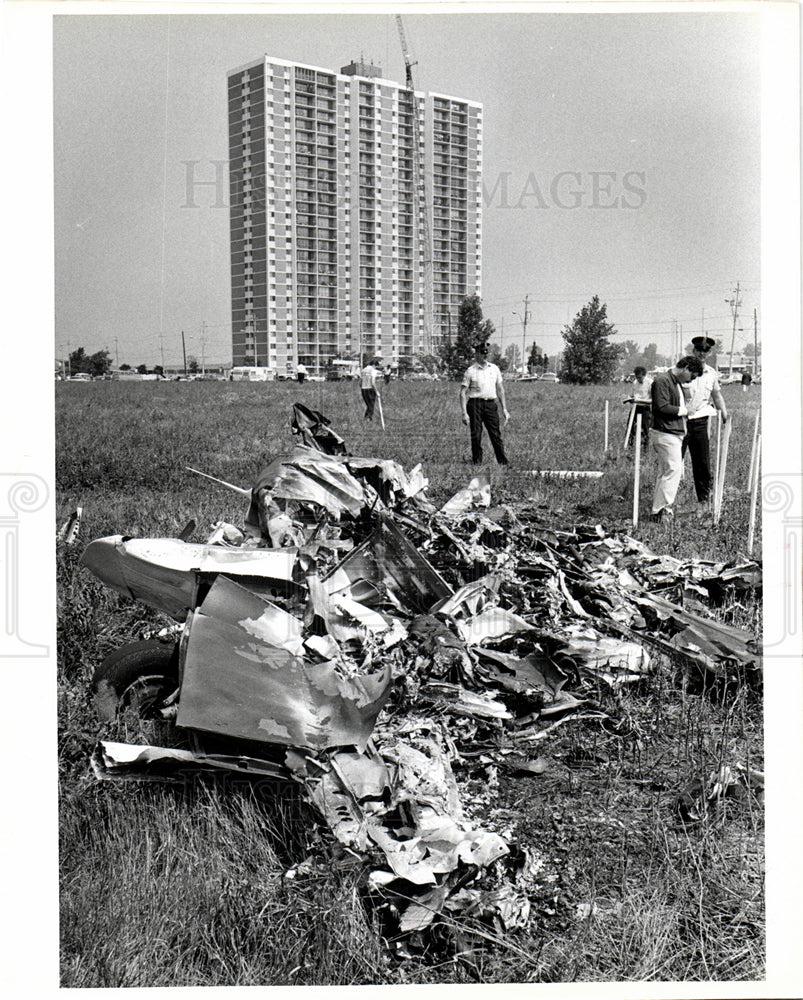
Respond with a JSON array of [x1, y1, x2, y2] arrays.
[[57, 379, 763, 985]]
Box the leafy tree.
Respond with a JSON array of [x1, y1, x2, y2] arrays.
[[153, 365, 164, 377], [438, 295, 494, 379], [68, 347, 90, 374], [527, 343, 548, 373], [414, 353, 441, 375], [559, 296, 623, 383], [119, 363, 131, 371], [617, 340, 642, 372], [641, 343, 667, 369], [87, 350, 112, 377], [137, 364, 148, 375], [489, 343, 507, 371], [69, 347, 111, 377], [187, 356, 200, 374]]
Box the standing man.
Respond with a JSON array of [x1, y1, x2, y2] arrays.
[[360, 357, 381, 421], [296, 362, 308, 384], [650, 355, 704, 522], [623, 365, 653, 447], [682, 336, 728, 504], [460, 342, 510, 465]]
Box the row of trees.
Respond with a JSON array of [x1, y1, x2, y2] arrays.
[[437, 294, 620, 383], [435, 293, 759, 383], [66, 347, 174, 377], [71, 294, 740, 385]]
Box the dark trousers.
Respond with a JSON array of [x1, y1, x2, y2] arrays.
[[467, 398, 508, 465], [682, 416, 712, 501], [297, 373, 306, 383], [361, 387, 377, 420], [628, 402, 651, 446]]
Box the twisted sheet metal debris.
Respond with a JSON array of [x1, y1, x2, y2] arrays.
[[84, 405, 762, 946]]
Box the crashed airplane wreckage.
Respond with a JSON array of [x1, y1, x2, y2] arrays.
[[81, 403, 762, 944]]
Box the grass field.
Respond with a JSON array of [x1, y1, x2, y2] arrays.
[[57, 378, 763, 986]]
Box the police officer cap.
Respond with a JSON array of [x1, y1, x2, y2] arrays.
[[691, 336, 716, 352]]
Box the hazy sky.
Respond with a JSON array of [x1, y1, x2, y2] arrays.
[[54, 10, 761, 368]]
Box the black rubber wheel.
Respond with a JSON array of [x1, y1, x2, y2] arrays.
[[92, 639, 181, 746]]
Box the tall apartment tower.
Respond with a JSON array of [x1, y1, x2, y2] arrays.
[[228, 56, 482, 373]]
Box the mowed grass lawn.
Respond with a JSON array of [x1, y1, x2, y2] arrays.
[[56, 378, 763, 987]]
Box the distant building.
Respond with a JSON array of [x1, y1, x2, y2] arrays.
[[227, 56, 483, 373], [715, 352, 756, 376]]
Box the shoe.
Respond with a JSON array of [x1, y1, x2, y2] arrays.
[[650, 508, 674, 524]]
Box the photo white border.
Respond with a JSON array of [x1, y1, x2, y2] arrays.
[[1, 2, 800, 997]]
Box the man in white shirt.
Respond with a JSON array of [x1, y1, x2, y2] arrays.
[[682, 336, 728, 503], [459, 342, 510, 465], [360, 358, 381, 421], [623, 365, 653, 447], [296, 363, 308, 384]]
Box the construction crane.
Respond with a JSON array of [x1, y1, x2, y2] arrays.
[[396, 14, 434, 355]]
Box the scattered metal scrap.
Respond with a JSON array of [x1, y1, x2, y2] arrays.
[[82, 405, 762, 949]]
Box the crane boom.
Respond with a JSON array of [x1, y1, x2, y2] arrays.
[[395, 15, 433, 355]]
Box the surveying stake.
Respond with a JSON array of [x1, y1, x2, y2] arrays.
[[632, 413, 642, 527]]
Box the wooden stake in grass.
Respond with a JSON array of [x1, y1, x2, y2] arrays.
[[713, 417, 733, 526], [632, 412, 642, 527], [377, 394, 386, 430], [747, 409, 761, 494], [747, 433, 761, 557], [623, 403, 636, 449], [604, 400, 609, 454], [713, 412, 722, 501]]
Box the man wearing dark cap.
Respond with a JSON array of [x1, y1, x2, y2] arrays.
[[459, 341, 510, 465], [683, 336, 728, 504]]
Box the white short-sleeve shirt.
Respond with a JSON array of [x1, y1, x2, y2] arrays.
[[462, 362, 502, 399], [686, 364, 720, 419]]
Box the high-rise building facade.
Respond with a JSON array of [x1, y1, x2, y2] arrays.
[[228, 56, 482, 373]]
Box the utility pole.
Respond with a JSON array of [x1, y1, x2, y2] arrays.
[[181, 330, 187, 376], [114, 338, 119, 368], [160, 331, 165, 371], [753, 307, 759, 375], [513, 295, 530, 374], [726, 282, 742, 377], [200, 321, 207, 375]]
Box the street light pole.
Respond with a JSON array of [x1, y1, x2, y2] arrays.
[[726, 282, 742, 378]]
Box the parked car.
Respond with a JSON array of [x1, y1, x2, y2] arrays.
[[539, 372, 559, 383]]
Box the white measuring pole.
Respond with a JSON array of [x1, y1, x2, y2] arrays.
[[747, 408, 761, 494], [713, 417, 733, 526], [623, 404, 635, 449], [746, 434, 761, 557], [713, 413, 723, 506], [632, 412, 642, 527], [604, 400, 609, 454]]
